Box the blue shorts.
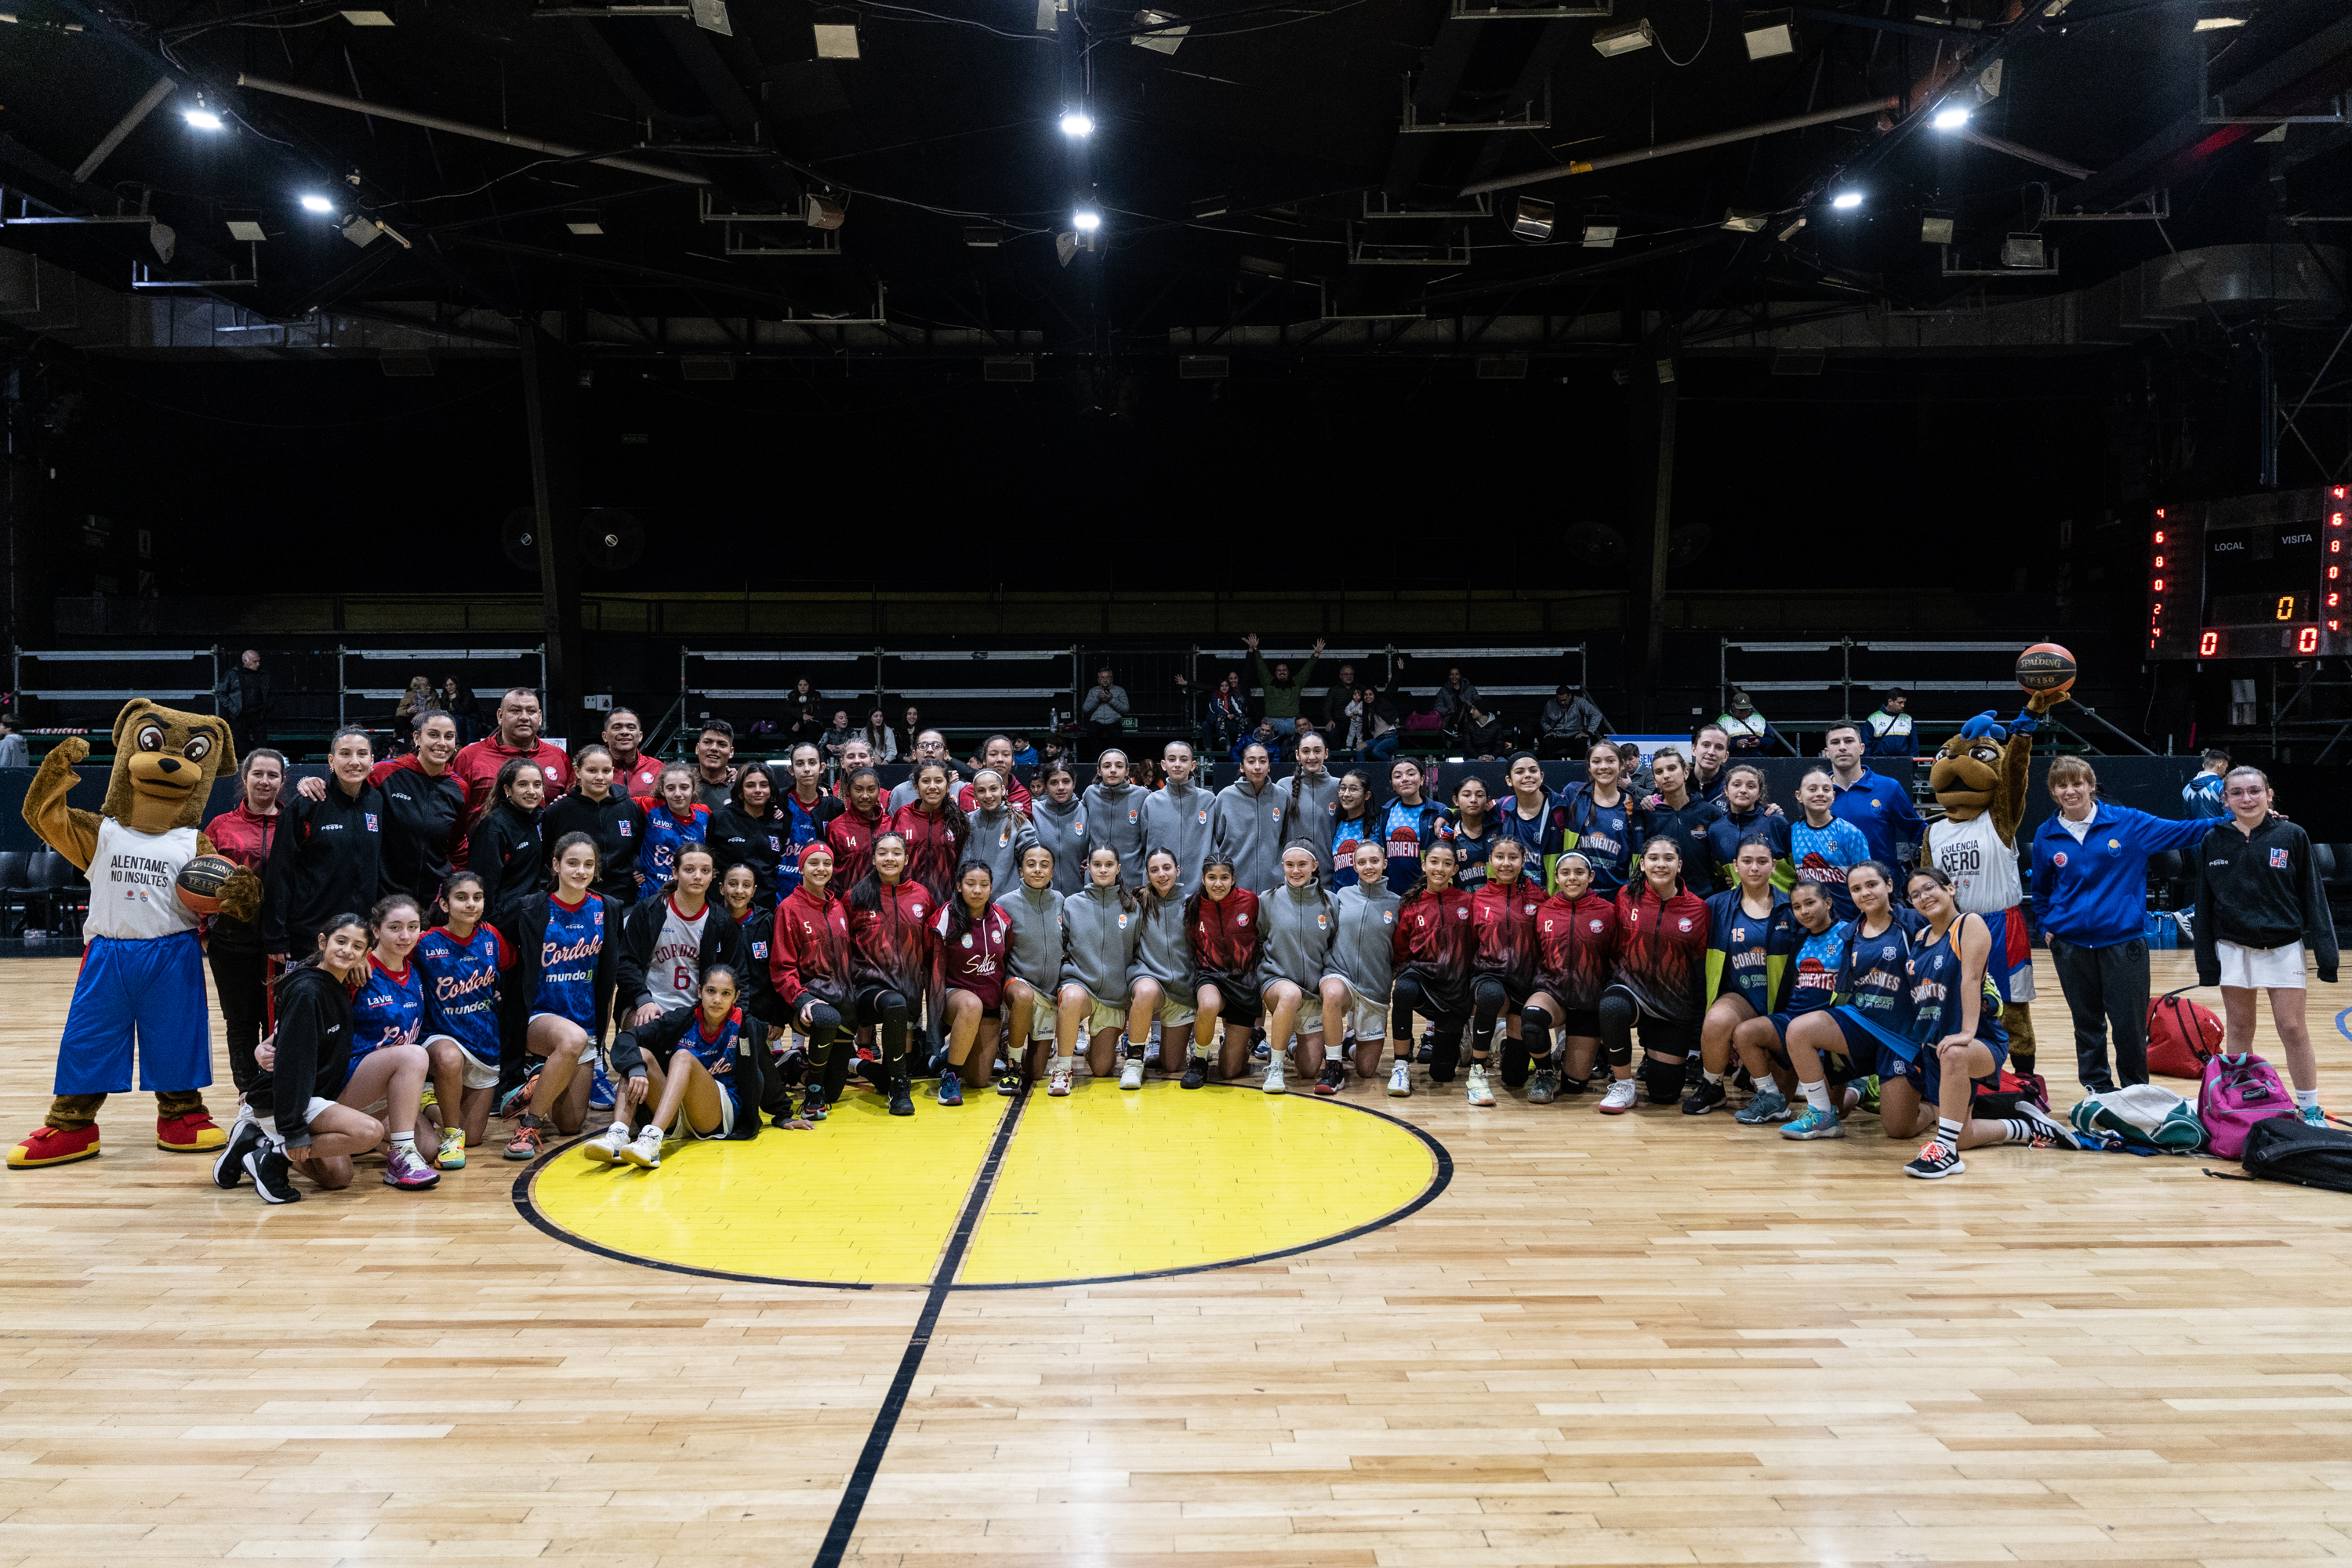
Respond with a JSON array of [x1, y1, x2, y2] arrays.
[[1881, 1034, 2009, 1105], [56, 930, 212, 1095], [1831, 1005, 1915, 1068]]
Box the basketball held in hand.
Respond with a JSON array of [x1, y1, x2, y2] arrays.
[[176, 854, 238, 917], [2016, 642, 2077, 695]]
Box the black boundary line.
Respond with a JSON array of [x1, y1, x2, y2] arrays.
[[811, 1083, 1032, 1568]]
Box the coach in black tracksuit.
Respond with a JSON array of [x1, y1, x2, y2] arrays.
[[263, 750, 384, 964]]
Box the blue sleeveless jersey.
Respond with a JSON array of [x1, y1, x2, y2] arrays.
[[1904, 915, 2009, 1048], [1780, 920, 1849, 1015], [349, 956, 423, 1069], [538, 894, 605, 1029], [416, 923, 510, 1066], [1835, 909, 1922, 1031]]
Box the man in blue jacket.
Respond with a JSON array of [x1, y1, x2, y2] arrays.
[[2030, 754, 2214, 1091], [1824, 721, 1925, 868]]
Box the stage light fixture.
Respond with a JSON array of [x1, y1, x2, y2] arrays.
[[1920, 212, 1954, 244], [1932, 103, 1969, 130], [814, 19, 861, 56], [566, 220, 604, 234], [2192, 16, 2242, 29], [226, 220, 266, 242], [964, 224, 1004, 246], [2001, 232, 2046, 267], [1831, 190, 1863, 210], [1511, 197, 1555, 242], [1073, 209, 1102, 233], [339, 8, 394, 22], [183, 97, 225, 132], [1721, 208, 1767, 232], [299, 194, 336, 213], [1592, 17, 1655, 53], [1741, 9, 1793, 59], [1060, 109, 1094, 137], [1132, 9, 1187, 51], [1581, 209, 1618, 248], [805, 193, 847, 229]]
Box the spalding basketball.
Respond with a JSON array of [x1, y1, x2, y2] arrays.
[[176, 854, 237, 917], [2016, 641, 2078, 695]]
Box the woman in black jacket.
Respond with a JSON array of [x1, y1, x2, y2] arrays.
[[542, 744, 647, 909], [467, 757, 549, 926], [263, 727, 386, 969], [216, 913, 385, 1204], [708, 761, 789, 906]]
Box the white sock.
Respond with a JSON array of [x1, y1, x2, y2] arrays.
[[2294, 1087, 2321, 1110], [608, 1119, 629, 1138], [390, 1131, 416, 1151], [1189, 1040, 1211, 1060], [1936, 1116, 1963, 1154], [1702, 1069, 1724, 1086], [1799, 1079, 1831, 1112], [1998, 1120, 2029, 1145]]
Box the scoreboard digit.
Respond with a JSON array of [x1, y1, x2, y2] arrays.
[[2148, 485, 2350, 660]]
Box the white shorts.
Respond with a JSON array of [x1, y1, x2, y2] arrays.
[[2215, 939, 2308, 991], [1321, 979, 1388, 1042], [425, 1035, 502, 1091], [1145, 990, 1197, 1030], [678, 1080, 739, 1142]]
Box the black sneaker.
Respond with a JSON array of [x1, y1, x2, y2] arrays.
[[798, 1087, 829, 1123], [1428, 1040, 1460, 1084], [214, 1115, 266, 1189], [887, 1079, 915, 1117], [245, 1144, 301, 1204], [1180, 1058, 1208, 1090], [1314, 1062, 1346, 1096], [994, 1070, 1023, 1097], [1680, 1080, 1728, 1116]]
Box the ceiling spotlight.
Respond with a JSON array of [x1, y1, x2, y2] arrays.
[[182, 103, 225, 132], [1131, 9, 1187, 53], [1592, 16, 1655, 54], [814, 18, 861, 56], [339, 7, 394, 21], [1831, 190, 1863, 210], [299, 194, 336, 214], [1073, 209, 1102, 233], [1932, 103, 1969, 130], [1510, 197, 1555, 243], [1740, 8, 1794, 59], [226, 220, 267, 242], [565, 220, 604, 235], [1721, 208, 1768, 232], [1060, 109, 1094, 137], [1921, 213, 1955, 245], [2192, 15, 2244, 28]]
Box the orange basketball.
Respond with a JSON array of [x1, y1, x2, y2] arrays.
[[2016, 641, 2077, 695], [176, 854, 237, 917]]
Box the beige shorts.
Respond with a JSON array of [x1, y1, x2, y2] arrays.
[[425, 1035, 501, 1091], [1321, 979, 1388, 1042], [1063, 987, 1131, 1038], [1142, 989, 1197, 1029]]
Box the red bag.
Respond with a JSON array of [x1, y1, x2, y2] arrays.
[[2147, 986, 2223, 1078]]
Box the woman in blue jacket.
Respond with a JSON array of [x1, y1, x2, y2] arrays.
[[2028, 755, 2213, 1092]]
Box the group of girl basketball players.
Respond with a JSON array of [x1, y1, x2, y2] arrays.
[[205, 720, 2189, 1204]]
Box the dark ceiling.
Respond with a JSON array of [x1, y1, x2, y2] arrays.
[[2, 0, 2347, 351]]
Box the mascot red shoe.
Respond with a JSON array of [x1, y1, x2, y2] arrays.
[[1922, 688, 2065, 1075], [9, 701, 258, 1168]]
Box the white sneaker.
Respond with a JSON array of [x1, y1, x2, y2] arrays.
[[620, 1127, 664, 1169], [1047, 1062, 1074, 1097], [1598, 1079, 1639, 1115], [1386, 1062, 1411, 1098], [1119, 1057, 1145, 1091], [1263, 1058, 1287, 1094], [1466, 1064, 1496, 1107], [580, 1122, 633, 1164]]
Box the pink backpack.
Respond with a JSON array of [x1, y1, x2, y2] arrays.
[[2199, 1052, 2296, 1160]]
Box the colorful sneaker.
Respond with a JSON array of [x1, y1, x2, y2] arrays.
[[214, 1113, 267, 1189], [245, 1144, 301, 1204], [2300, 1102, 2328, 1127], [1904, 1142, 1965, 1179], [436, 1127, 468, 1170], [1781, 1104, 1846, 1141], [1857, 1075, 1882, 1114], [938, 1074, 964, 1107], [1386, 1061, 1411, 1098], [496, 1064, 541, 1120], [621, 1127, 664, 1170], [1315, 1062, 1345, 1097], [1047, 1063, 1074, 1097], [995, 1070, 1023, 1097], [1735, 1087, 1791, 1126], [155, 1110, 227, 1153], [1680, 1080, 1728, 1116], [1181, 1058, 1209, 1090], [1597, 1079, 1639, 1115], [1465, 1064, 1496, 1107], [383, 1142, 441, 1190], [1262, 1058, 1287, 1095], [580, 1122, 633, 1163], [798, 1087, 829, 1123], [1527, 1066, 1558, 1105], [503, 1116, 543, 1161], [1120, 1057, 1145, 1091], [586, 1058, 617, 1112]]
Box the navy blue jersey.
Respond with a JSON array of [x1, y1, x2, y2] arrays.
[[416, 922, 510, 1067], [1378, 800, 1453, 895], [1904, 913, 2008, 1048], [536, 892, 607, 1029], [1448, 816, 1505, 891], [1555, 784, 1635, 895], [775, 794, 827, 898], [636, 801, 710, 887], [1834, 909, 1924, 1031], [1704, 888, 1794, 1014], [1330, 815, 1376, 890], [681, 1005, 746, 1086], [349, 955, 423, 1069], [1705, 809, 1793, 890]]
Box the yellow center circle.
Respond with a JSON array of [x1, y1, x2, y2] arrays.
[[524, 1080, 1447, 1288]]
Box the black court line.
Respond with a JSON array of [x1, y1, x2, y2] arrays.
[[811, 1082, 1032, 1568]]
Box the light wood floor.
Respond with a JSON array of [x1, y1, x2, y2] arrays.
[[4, 952, 2351, 1566]]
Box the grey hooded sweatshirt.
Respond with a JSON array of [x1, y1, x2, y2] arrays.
[[1083, 780, 1149, 888], [1211, 776, 1287, 896], [1029, 793, 1089, 897], [1129, 890, 1195, 991], [1141, 779, 1218, 895], [960, 803, 1038, 898], [1259, 880, 1336, 993], [1325, 880, 1401, 999], [996, 880, 1066, 990], [1272, 767, 1342, 875], [1059, 880, 1142, 1001]]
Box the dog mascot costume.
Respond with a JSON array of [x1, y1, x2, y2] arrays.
[[1922, 688, 2065, 1076], [9, 700, 259, 1168]]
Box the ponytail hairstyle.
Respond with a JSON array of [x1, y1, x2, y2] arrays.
[[1397, 837, 1461, 905], [1636, 832, 1686, 898], [657, 761, 698, 813], [697, 963, 743, 1014], [1279, 838, 1335, 931], [1036, 758, 1077, 800], [658, 841, 717, 907], [847, 830, 910, 914], [276, 913, 371, 1001], [1183, 850, 1237, 930], [1334, 767, 1377, 827], [911, 760, 971, 844]]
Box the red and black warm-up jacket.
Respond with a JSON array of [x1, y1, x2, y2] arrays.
[[770, 884, 854, 1018], [848, 877, 938, 1000], [1469, 876, 1544, 998], [1189, 885, 1262, 982], [1613, 880, 1711, 1022], [888, 800, 965, 902], [825, 807, 886, 891], [1536, 891, 1621, 1012], [202, 802, 278, 954], [1392, 884, 1475, 1014]]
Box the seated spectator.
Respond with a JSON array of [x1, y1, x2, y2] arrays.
[[1319, 659, 1361, 743], [1344, 681, 1398, 763], [786, 679, 826, 746], [1718, 689, 1778, 755], [1081, 666, 1131, 735], [1537, 682, 1609, 760], [1459, 702, 1508, 760], [1232, 717, 1287, 772], [861, 708, 898, 763], [1011, 734, 1039, 769], [1434, 666, 1480, 736], [820, 710, 856, 766], [901, 704, 923, 745]]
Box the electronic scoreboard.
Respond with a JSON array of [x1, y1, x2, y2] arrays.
[[2148, 485, 2352, 659]]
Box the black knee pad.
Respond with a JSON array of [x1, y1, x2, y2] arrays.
[[1519, 1005, 1552, 1055], [1499, 1035, 1531, 1089], [1599, 991, 1639, 1068], [1640, 1054, 1686, 1105]]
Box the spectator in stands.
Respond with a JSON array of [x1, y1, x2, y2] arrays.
[[1344, 680, 1399, 763], [0, 715, 27, 768], [452, 687, 572, 826], [1434, 666, 1480, 738], [1243, 632, 1324, 726], [1234, 717, 1287, 772], [1865, 689, 1915, 759], [821, 710, 856, 768], [1716, 689, 1777, 756], [902, 705, 923, 746], [216, 648, 272, 755], [890, 729, 957, 812], [393, 676, 434, 736], [693, 720, 738, 811], [1822, 720, 1923, 869], [1081, 666, 1131, 737], [1011, 735, 1038, 769], [1537, 683, 1609, 760], [861, 708, 898, 764], [786, 679, 826, 746], [1189, 672, 1250, 761], [2183, 748, 2230, 818], [440, 678, 481, 746], [601, 706, 662, 796], [1459, 701, 1508, 760], [1319, 659, 1361, 744]]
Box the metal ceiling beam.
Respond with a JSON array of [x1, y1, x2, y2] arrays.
[[1464, 97, 1899, 195]]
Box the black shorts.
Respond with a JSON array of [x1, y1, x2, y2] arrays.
[[1632, 1014, 1700, 1058], [1197, 975, 1261, 1025], [1553, 1008, 1602, 1040], [853, 983, 912, 1024]]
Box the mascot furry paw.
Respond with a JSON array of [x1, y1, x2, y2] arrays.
[[9, 701, 258, 1169], [1923, 688, 2066, 1076]]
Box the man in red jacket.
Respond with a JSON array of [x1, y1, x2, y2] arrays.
[[452, 687, 572, 826]]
